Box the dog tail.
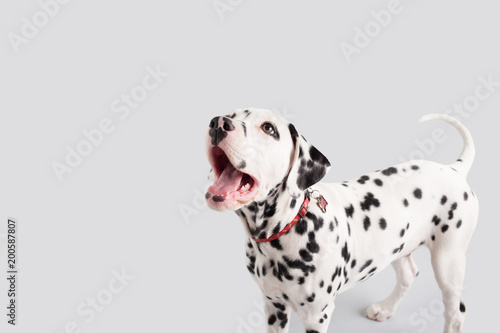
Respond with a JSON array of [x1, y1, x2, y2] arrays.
[[419, 114, 475, 176]]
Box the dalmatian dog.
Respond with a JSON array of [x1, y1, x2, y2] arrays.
[[205, 108, 478, 333]]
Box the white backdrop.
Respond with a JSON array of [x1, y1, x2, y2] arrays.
[[1, 0, 499, 332]]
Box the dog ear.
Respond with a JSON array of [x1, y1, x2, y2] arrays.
[[286, 124, 331, 198]]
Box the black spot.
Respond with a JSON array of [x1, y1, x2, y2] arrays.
[[283, 256, 315, 275], [270, 239, 283, 251], [363, 216, 371, 231], [238, 160, 247, 169], [360, 192, 380, 211], [382, 167, 398, 176], [368, 267, 377, 275], [306, 330, 319, 333], [345, 204, 355, 218], [329, 221, 334, 232], [205, 192, 212, 199], [347, 222, 351, 236], [464, 192, 469, 201], [342, 183, 348, 187], [306, 232, 320, 253], [406, 223, 410, 230], [448, 202, 458, 220], [393, 243, 405, 254], [460, 302, 466, 313], [431, 235, 436, 241], [268, 314, 277, 326], [441, 195, 448, 205], [441, 225, 449, 233], [269, 221, 280, 234], [432, 215, 441, 226], [276, 262, 293, 281], [374, 178, 383, 186], [341, 242, 350, 263], [282, 293, 289, 301], [457, 220, 463, 229], [241, 122, 247, 137], [357, 175, 370, 184], [400, 229, 406, 237], [306, 212, 324, 231], [351, 259, 357, 269], [273, 302, 286, 311], [414, 188, 423, 199], [359, 259, 373, 273], [307, 293, 316, 302], [403, 199, 409, 207], [298, 277, 305, 285], [295, 219, 308, 235], [299, 249, 313, 262], [277, 311, 288, 328], [319, 319, 324, 324], [379, 218, 387, 230], [264, 203, 277, 219], [319, 280, 324, 288], [290, 199, 297, 209], [327, 285, 332, 294], [331, 267, 340, 282], [411, 165, 420, 170]]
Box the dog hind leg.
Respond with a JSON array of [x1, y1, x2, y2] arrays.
[[431, 249, 467, 333]]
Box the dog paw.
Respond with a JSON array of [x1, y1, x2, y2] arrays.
[[365, 303, 394, 322]]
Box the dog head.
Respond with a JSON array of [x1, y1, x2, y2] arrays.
[[206, 108, 330, 211]]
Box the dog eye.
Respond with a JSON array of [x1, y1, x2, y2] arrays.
[[261, 122, 276, 135]]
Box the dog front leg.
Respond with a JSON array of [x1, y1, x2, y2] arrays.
[[296, 301, 335, 333], [264, 298, 290, 333]]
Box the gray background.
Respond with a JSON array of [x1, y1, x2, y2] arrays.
[[1, 0, 499, 332]]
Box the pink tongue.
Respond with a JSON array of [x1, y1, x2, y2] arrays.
[[210, 163, 243, 195]]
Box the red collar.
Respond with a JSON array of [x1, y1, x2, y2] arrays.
[[251, 194, 310, 243]]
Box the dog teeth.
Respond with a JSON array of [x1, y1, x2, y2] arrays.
[[240, 183, 250, 191]]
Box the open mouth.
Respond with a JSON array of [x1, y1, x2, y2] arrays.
[[207, 146, 258, 206]]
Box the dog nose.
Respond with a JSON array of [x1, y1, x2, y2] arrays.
[[209, 116, 235, 146], [209, 117, 235, 131]]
